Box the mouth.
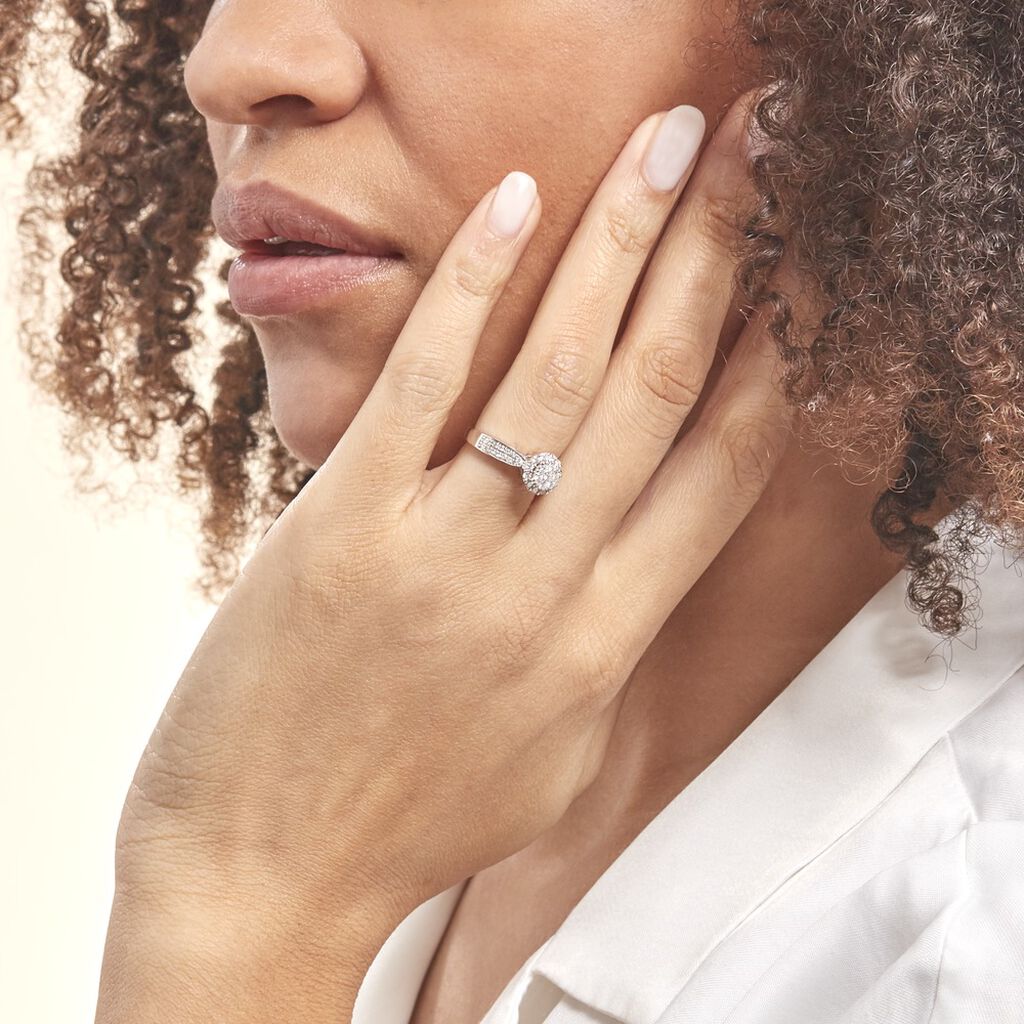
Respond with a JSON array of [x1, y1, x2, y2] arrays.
[[243, 237, 356, 257], [211, 181, 403, 316]]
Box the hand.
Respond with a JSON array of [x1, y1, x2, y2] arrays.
[[107, 89, 791, 1014]]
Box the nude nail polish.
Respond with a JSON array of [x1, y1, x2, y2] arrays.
[[487, 171, 537, 237], [641, 104, 706, 192]]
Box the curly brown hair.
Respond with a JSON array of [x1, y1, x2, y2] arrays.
[[4, 1, 1023, 639]]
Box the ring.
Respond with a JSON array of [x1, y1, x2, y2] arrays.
[[466, 429, 563, 495]]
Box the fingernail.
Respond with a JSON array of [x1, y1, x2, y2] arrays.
[[641, 104, 705, 192], [486, 171, 537, 238]]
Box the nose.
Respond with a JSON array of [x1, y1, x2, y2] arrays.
[[183, 0, 367, 128]]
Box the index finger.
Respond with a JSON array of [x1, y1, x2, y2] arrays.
[[314, 170, 541, 512]]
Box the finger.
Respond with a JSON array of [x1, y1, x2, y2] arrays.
[[314, 171, 541, 513], [596, 307, 796, 632], [430, 104, 707, 530], [522, 91, 756, 557]]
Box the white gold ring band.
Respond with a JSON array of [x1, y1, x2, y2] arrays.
[[466, 429, 563, 496]]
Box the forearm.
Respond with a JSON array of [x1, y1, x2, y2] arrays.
[[94, 878, 406, 1023]]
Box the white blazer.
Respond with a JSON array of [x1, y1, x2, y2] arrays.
[[354, 519, 1024, 1024]]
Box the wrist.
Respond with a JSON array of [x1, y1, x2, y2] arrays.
[[97, 856, 413, 1023]]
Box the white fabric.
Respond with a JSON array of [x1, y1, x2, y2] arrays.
[[353, 518, 1024, 1024]]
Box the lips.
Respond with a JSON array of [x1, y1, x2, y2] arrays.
[[211, 180, 401, 258], [211, 180, 403, 317]]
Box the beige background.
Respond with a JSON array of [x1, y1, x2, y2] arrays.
[[0, 48, 232, 1022]]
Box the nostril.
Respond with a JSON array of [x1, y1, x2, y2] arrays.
[[251, 93, 318, 120]]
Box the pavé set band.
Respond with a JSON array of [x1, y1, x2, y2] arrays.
[[466, 429, 563, 495]]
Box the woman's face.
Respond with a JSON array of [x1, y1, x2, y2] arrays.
[[184, 1, 745, 469]]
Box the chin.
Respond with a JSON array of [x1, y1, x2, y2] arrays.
[[264, 360, 370, 470], [253, 314, 394, 468], [272, 403, 351, 469]]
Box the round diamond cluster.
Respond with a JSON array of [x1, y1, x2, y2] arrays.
[[522, 452, 562, 495]]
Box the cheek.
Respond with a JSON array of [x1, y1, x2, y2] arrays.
[[389, 2, 737, 290]]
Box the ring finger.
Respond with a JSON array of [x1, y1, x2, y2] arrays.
[[432, 103, 707, 529], [523, 92, 756, 553]]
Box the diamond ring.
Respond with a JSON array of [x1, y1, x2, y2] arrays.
[[466, 429, 563, 495]]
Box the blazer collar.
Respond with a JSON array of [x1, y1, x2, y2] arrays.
[[526, 519, 1024, 1024]]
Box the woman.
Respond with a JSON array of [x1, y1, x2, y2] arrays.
[[5, 1, 1023, 1022]]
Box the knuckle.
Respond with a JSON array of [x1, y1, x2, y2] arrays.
[[634, 342, 705, 436], [694, 188, 742, 255], [387, 352, 461, 415], [449, 246, 504, 301], [716, 410, 783, 498], [601, 195, 661, 258], [527, 345, 598, 421], [548, 302, 603, 354]]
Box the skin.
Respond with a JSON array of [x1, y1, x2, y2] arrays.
[[184, 0, 742, 469], [94, 3, 952, 1023]]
